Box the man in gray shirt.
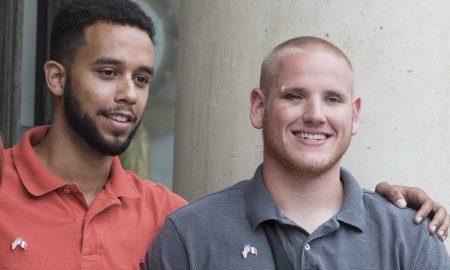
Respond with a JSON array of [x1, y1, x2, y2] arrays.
[[148, 37, 449, 269]]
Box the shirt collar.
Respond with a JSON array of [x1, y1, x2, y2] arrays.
[[104, 157, 140, 199], [335, 167, 366, 232], [245, 164, 280, 231], [244, 164, 366, 232], [12, 126, 66, 196], [12, 125, 139, 199]]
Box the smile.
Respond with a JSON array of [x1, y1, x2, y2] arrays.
[[110, 114, 129, 122], [294, 132, 328, 141], [104, 112, 136, 123]]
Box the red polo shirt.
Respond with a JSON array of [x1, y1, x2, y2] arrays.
[[0, 126, 187, 269]]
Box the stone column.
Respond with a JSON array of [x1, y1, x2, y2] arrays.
[[174, 2, 450, 252], [0, 0, 23, 146]]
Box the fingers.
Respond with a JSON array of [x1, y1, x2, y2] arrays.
[[375, 182, 407, 208], [433, 208, 449, 241], [376, 182, 449, 241], [415, 201, 449, 241], [413, 198, 435, 224]]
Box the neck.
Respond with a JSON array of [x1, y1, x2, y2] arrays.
[[263, 158, 344, 234], [34, 120, 113, 206]]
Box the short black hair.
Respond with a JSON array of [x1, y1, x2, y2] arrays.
[[50, 0, 155, 67]]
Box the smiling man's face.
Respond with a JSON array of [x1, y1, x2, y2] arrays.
[[64, 22, 154, 156], [261, 48, 360, 176]]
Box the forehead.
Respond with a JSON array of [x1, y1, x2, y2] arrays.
[[73, 22, 154, 67], [274, 48, 353, 93]]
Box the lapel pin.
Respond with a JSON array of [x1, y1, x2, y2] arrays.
[[242, 244, 257, 258], [11, 237, 27, 251]]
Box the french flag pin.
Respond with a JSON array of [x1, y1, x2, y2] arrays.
[[11, 237, 27, 251]]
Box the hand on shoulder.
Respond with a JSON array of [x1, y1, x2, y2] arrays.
[[376, 181, 449, 241]]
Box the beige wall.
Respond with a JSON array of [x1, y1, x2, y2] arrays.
[[174, 1, 450, 252]]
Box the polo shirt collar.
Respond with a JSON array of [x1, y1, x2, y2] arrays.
[[13, 126, 66, 196], [245, 164, 281, 231], [104, 157, 139, 199], [12, 126, 139, 199], [245, 163, 366, 232], [335, 167, 366, 232]]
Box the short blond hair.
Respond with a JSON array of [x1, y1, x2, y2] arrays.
[[260, 36, 354, 95]]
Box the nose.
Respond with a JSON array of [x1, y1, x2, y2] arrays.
[[115, 77, 137, 105], [303, 99, 326, 125]]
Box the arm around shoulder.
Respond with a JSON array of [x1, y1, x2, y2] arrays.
[[147, 217, 190, 270]]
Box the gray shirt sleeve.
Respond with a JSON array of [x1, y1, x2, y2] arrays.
[[147, 217, 190, 270], [413, 234, 449, 270]]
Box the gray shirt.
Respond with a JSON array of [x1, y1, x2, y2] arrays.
[[148, 165, 449, 269]]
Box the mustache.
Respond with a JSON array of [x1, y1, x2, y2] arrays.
[[97, 105, 137, 122]]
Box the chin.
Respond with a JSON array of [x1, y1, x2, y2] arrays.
[[280, 154, 337, 176]]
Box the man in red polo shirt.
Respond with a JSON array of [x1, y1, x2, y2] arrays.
[[0, 1, 186, 269]]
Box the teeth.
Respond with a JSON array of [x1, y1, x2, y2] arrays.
[[298, 132, 326, 140], [110, 115, 128, 122]]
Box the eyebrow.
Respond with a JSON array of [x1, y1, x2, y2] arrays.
[[280, 86, 305, 93], [92, 57, 122, 66], [138, 66, 154, 76], [92, 57, 154, 76]]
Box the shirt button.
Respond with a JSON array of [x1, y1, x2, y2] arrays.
[[305, 244, 311, 251], [63, 188, 71, 194]]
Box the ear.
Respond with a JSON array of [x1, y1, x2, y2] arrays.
[[44, 60, 67, 97], [250, 87, 265, 129], [351, 97, 362, 135]]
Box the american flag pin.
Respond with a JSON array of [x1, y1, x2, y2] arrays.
[[241, 244, 257, 258], [11, 237, 27, 251]]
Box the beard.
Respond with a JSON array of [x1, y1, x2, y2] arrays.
[[63, 76, 140, 156], [262, 110, 351, 178]]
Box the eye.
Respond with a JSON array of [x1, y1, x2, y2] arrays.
[[325, 96, 341, 104], [286, 93, 303, 101], [98, 69, 117, 78], [133, 75, 150, 87]]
